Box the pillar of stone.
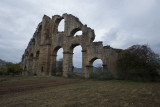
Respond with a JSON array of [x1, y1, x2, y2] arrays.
[[49, 54, 57, 75], [28, 59, 33, 75], [85, 65, 93, 78], [24, 60, 28, 75], [63, 51, 73, 77], [82, 50, 87, 78], [38, 45, 51, 76], [32, 58, 36, 75], [35, 58, 39, 75]]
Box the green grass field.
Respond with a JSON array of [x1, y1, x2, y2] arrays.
[[0, 76, 160, 107]]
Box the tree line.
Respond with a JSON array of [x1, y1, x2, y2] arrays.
[[0, 63, 22, 75], [116, 44, 160, 81]]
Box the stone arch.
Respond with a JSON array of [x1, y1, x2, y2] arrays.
[[58, 19, 65, 32], [89, 57, 104, 66], [93, 59, 103, 72], [55, 17, 65, 33], [70, 28, 83, 37], [53, 46, 62, 55], [22, 13, 119, 78], [69, 40, 86, 53], [89, 57, 99, 66], [70, 43, 80, 53], [56, 48, 63, 61], [89, 57, 108, 73], [87, 57, 104, 73]]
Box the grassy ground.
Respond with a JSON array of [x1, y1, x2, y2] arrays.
[[0, 76, 160, 107]]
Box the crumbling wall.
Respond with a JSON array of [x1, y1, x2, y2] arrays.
[[22, 13, 120, 78]]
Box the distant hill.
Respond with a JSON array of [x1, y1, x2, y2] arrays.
[[73, 67, 82, 73], [0, 59, 7, 65], [73, 67, 103, 73]]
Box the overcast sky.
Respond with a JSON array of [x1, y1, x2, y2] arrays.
[[0, 0, 160, 67]]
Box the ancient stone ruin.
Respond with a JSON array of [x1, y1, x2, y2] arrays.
[[21, 13, 120, 78]]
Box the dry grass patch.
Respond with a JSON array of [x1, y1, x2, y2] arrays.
[[0, 76, 160, 107]]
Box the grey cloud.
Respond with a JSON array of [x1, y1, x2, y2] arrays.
[[0, 0, 160, 65], [101, 0, 160, 54], [0, 46, 23, 63]]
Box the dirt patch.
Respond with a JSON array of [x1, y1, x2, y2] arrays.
[[0, 76, 84, 96]]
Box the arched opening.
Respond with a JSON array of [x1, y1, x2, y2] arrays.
[[74, 31, 82, 36], [73, 45, 82, 74], [93, 59, 103, 72], [90, 58, 103, 72], [70, 28, 83, 36], [56, 47, 63, 76], [58, 19, 65, 32]]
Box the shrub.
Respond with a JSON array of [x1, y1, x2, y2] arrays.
[[0, 70, 4, 75], [67, 72, 77, 78], [33, 73, 37, 76], [80, 75, 85, 79], [6, 63, 22, 75], [117, 45, 160, 81], [0, 66, 7, 75], [90, 71, 114, 80], [55, 71, 63, 76], [0, 63, 22, 76]]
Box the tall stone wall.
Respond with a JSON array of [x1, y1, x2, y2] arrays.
[[22, 13, 121, 78]]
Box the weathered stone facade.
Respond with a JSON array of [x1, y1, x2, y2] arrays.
[[22, 13, 120, 78]]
